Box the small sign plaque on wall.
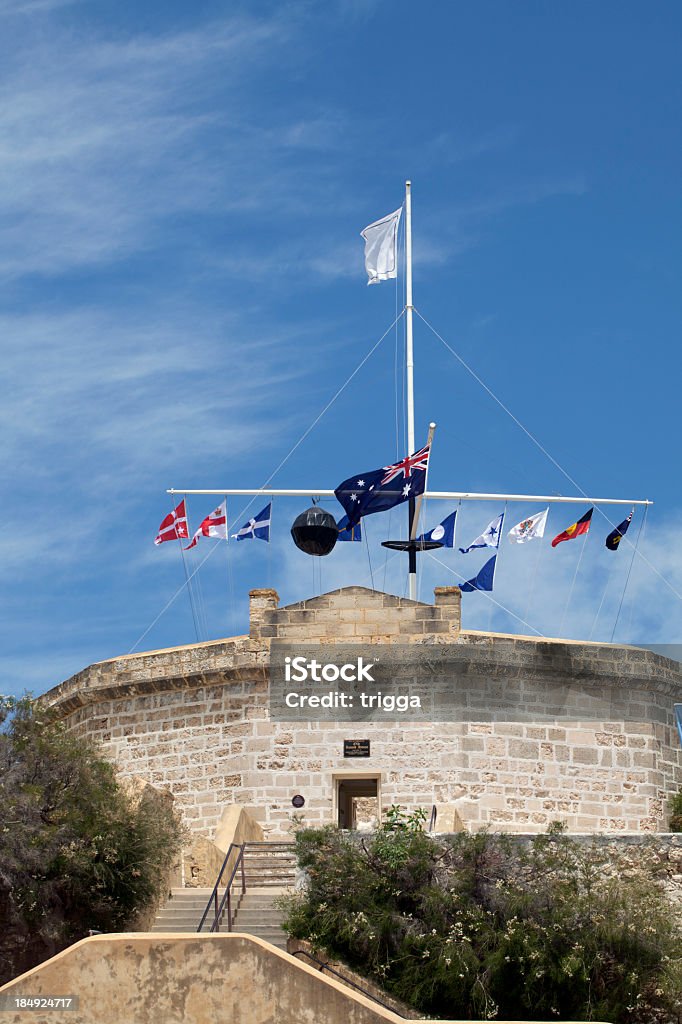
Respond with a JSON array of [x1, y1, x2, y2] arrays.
[[344, 739, 370, 758]]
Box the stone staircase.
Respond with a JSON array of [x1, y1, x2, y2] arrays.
[[151, 887, 214, 933], [150, 841, 296, 949]]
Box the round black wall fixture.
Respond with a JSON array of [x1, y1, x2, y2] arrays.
[[291, 506, 339, 556]]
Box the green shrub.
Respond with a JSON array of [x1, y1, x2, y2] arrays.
[[280, 808, 682, 1023], [0, 696, 186, 983]]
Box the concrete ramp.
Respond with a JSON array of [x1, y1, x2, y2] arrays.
[[0, 932, 607, 1024]]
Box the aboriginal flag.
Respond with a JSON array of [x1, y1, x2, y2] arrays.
[[551, 507, 593, 548]]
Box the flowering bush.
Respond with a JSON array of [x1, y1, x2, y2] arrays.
[[280, 809, 682, 1022], [0, 696, 185, 983]]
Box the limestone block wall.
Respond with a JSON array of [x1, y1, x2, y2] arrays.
[[41, 587, 682, 839]]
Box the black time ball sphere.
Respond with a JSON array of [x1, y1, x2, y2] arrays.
[[291, 506, 339, 556]]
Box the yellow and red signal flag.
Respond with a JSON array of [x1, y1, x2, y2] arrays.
[[551, 507, 593, 548]]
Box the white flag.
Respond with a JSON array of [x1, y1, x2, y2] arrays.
[[508, 508, 548, 544], [459, 512, 504, 554], [185, 500, 228, 549], [360, 207, 402, 285]]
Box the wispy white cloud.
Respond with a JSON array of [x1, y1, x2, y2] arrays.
[[417, 125, 521, 169], [0, 11, 329, 278]]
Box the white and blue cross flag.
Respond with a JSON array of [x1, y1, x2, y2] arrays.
[[335, 444, 430, 529], [459, 512, 504, 554], [416, 510, 457, 548], [232, 502, 271, 542]]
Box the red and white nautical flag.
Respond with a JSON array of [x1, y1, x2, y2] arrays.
[[185, 500, 228, 550], [154, 500, 189, 546]]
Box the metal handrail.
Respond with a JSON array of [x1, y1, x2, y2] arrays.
[[291, 949, 409, 1018], [211, 843, 246, 933], [196, 842, 246, 933]]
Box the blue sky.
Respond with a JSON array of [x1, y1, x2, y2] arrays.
[[1, 0, 680, 698]]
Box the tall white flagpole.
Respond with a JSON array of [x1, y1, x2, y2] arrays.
[[404, 180, 419, 600], [405, 180, 415, 457]]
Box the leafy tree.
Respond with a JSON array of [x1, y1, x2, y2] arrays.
[[281, 809, 682, 1023], [0, 696, 185, 983]]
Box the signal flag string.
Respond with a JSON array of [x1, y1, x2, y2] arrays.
[[414, 307, 682, 604]]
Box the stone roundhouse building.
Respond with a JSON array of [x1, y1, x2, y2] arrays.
[[43, 586, 682, 838]]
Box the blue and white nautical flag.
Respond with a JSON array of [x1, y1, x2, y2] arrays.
[[232, 503, 271, 542], [459, 554, 496, 593], [337, 515, 362, 542], [459, 512, 504, 554], [335, 444, 430, 529], [416, 510, 457, 548]]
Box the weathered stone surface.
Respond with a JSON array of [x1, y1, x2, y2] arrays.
[[38, 587, 682, 839], [0, 934, 453, 1023]]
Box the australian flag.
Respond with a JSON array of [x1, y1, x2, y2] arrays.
[[335, 444, 430, 529]]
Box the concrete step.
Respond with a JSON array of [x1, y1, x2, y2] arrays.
[[150, 924, 201, 933], [153, 921, 206, 929], [242, 879, 295, 887], [243, 846, 297, 852], [236, 892, 289, 903], [159, 900, 214, 911], [170, 888, 213, 897], [232, 921, 284, 929]]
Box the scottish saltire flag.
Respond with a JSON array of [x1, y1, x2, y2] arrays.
[[335, 444, 430, 529], [459, 512, 504, 554], [232, 503, 271, 542], [459, 554, 496, 593], [508, 508, 548, 544], [675, 705, 682, 748], [606, 509, 633, 551], [416, 510, 456, 548], [337, 515, 362, 542], [185, 500, 228, 550], [361, 207, 402, 285]]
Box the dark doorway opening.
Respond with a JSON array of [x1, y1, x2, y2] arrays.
[[337, 777, 379, 830]]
